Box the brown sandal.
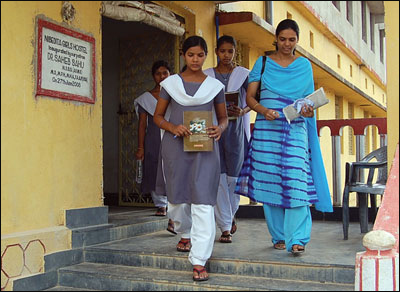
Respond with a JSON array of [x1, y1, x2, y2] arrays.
[[291, 244, 305, 256], [155, 207, 167, 216], [176, 238, 191, 252], [166, 219, 177, 235], [230, 219, 237, 234], [219, 233, 232, 243], [193, 266, 209, 281], [273, 240, 286, 250]]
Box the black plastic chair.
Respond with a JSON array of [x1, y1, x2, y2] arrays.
[[342, 146, 387, 240]]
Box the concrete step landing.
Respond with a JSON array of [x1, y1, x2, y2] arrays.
[[56, 262, 353, 291]]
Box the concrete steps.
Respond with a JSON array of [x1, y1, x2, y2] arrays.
[[56, 262, 353, 291], [36, 208, 366, 291], [83, 240, 355, 285]]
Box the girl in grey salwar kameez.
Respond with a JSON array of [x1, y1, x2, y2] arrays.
[[204, 35, 250, 243], [154, 36, 228, 281]]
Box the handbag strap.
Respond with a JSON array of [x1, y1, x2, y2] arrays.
[[260, 55, 266, 77]]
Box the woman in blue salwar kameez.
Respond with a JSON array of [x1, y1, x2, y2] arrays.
[[235, 19, 333, 255]]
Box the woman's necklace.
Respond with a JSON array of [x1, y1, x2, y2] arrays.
[[216, 66, 234, 82]]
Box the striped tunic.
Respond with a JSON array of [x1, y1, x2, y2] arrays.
[[235, 56, 327, 209]]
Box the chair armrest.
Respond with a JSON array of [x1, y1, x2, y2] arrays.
[[345, 161, 387, 185], [351, 161, 387, 169], [349, 161, 387, 185]]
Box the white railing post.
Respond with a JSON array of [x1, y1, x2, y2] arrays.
[[380, 134, 387, 148], [331, 135, 342, 206], [356, 134, 366, 163], [355, 230, 399, 291]]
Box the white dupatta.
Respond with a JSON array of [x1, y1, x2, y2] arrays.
[[134, 91, 157, 117], [160, 74, 224, 107], [159, 74, 224, 139]]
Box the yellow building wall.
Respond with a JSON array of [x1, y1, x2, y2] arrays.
[[1, 1, 103, 290], [170, 1, 217, 70], [385, 1, 399, 167]]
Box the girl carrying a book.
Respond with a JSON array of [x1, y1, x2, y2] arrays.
[[154, 35, 228, 281], [204, 35, 250, 244]]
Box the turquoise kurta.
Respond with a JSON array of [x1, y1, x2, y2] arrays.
[[235, 56, 332, 212]]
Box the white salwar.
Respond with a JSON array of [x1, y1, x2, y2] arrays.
[[168, 202, 216, 266], [204, 67, 250, 233], [160, 74, 224, 267]]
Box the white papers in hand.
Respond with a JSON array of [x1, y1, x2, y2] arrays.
[[282, 87, 329, 123]]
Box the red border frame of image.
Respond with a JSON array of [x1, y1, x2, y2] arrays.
[[36, 18, 96, 104]]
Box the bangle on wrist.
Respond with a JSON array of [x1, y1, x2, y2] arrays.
[[253, 103, 260, 110]]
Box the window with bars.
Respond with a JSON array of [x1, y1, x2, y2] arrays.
[[348, 103, 354, 155], [364, 111, 370, 154], [372, 119, 377, 150], [234, 40, 244, 67], [335, 96, 344, 154]]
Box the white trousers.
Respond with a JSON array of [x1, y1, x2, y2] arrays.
[[214, 174, 240, 233], [168, 202, 216, 266], [151, 190, 167, 208]]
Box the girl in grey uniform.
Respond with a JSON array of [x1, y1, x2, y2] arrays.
[[204, 35, 250, 243], [134, 61, 175, 233], [154, 36, 228, 282]]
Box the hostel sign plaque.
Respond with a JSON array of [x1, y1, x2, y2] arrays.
[[36, 18, 96, 103]]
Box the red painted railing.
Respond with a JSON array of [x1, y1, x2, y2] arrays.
[[316, 118, 387, 205]]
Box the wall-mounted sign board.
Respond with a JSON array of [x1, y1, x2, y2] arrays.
[[36, 18, 96, 103]]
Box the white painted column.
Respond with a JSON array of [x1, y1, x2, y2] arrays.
[[331, 135, 342, 206]]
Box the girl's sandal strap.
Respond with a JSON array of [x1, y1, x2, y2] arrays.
[[193, 267, 209, 281], [176, 239, 191, 252]]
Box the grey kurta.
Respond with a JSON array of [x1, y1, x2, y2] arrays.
[[213, 69, 248, 176], [138, 104, 161, 194], [159, 75, 225, 205]]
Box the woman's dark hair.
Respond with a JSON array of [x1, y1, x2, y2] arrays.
[[182, 35, 208, 55], [151, 60, 171, 76], [217, 35, 237, 49], [274, 19, 300, 54]]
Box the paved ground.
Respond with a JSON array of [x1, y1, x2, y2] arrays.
[[107, 206, 371, 267]]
